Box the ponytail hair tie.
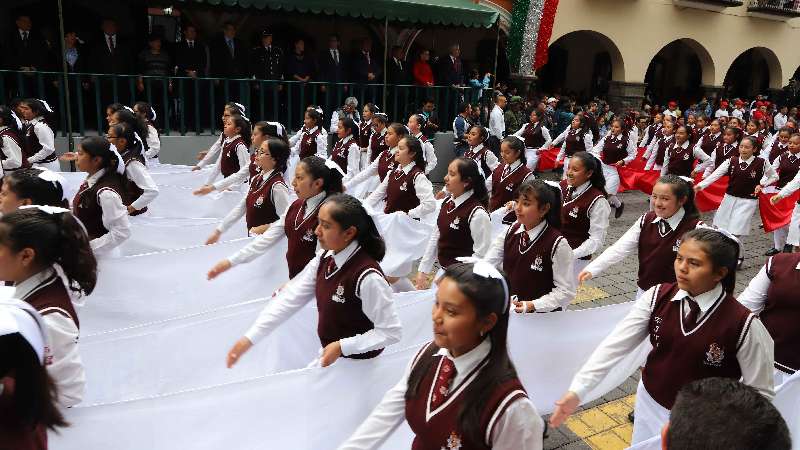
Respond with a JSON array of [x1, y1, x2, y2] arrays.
[[108, 143, 126, 175], [233, 102, 246, 115], [133, 131, 143, 146], [150, 107, 157, 122], [36, 169, 68, 201], [38, 99, 54, 113], [123, 105, 135, 114], [324, 159, 345, 176], [455, 257, 511, 311]]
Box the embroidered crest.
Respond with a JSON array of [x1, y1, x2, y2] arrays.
[[568, 206, 579, 218], [672, 238, 682, 252], [331, 284, 346, 303], [682, 153, 690, 160], [400, 181, 408, 191], [505, 183, 515, 191], [254, 195, 264, 207], [302, 229, 315, 242], [442, 432, 462, 450], [704, 343, 725, 367], [530, 255, 544, 272], [449, 216, 461, 230], [388, 162, 395, 172], [750, 170, 757, 179]]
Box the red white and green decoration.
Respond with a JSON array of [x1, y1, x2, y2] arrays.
[[508, 0, 559, 76]]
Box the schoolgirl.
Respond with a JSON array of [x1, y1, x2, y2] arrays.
[[696, 126, 742, 177], [70, 136, 131, 256], [639, 113, 664, 149], [338, 261, 544, 450], [359, 104, 377, 152], [580, 175, 702, 298], [1, 206, 97, 407], [590, 118, 636, 218], [365, 135, 435, 219], [207, 156, 343, 280], [643, 119, 674, 171], [660, 124, 710, 178], [463, 125, 500, 180], [344, 122, 408, 195], [17, 99, 59, 171], [107, 123, 159, 215], [0, 168, 68, 214], [416, 158, 492, 289], [291, 107, 327, 161], [511, 109, 551, 172], [693, 118, 722, 157], [105, 102, 126, 127], [367, 112, 390, 164], [551, 228, 775, 445], [485, 179, 576, 313], [0, 105, 26, 174], [192, 102, 245, 172], [559, 151, 611, 277], [744, 120, 765, 149], [487, 136, 533, 215], [329, 117, 361, 179], [767, 133, 800, 252], [761, 127, 791, 164], [133, 101, 161, 160], [405, 113, 437, 174], [226, 194, 402, 367], [193, 115, 252, 194], [552, 115, 593, 176]]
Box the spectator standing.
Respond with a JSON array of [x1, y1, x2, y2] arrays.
[[175, 24, 208, 132], [137, 35, 171, 116], [92, 18, 133, 108], [486, 92, 506, 155], [437, 43, 464, 87], [419, 99, 440, 139], [4, 15, 48, 73], [774, 105, 789, 131], [318, 34, 347, 86], [352, 37, 381, 84], [387, 45, 408, 85], [285, 39, 314, 129], [584, 101, 601, 144], [250, 29, 283, 119], [412, 49, 434, 87], [59, 31, 88, 73], [452, 102, 471, 156], [503, 96, 523, 135]]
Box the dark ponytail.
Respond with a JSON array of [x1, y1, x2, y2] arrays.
[[305, 108, 322, 126], [323, 194, 386, 261], [80, 136, 122, 175], [229, 114, 252, 148], [387, 122, 409, 140], [110, 123, 144, 159], [265, 138, 290, 175], [571, 151, 607, 197], [452, 157, 489, 207], [2, 168, 67, 209], [516, 179, 561, 228], [400, 136, 426, 170], [656, 174, 699, 221], [112, 109, 149, 143], [682, 228, 738, 294], [21, 98, 55, 128], [299, 156, 344, 195], [133, 101, 156, 124], [254, 121, 289, 145]]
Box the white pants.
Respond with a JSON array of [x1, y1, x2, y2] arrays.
[[33, 159, 61, 172], [787, 203, 800, 246], [525, 148, 540, 172], [632, 381, 670, 445], [773, 225, 790, 250]]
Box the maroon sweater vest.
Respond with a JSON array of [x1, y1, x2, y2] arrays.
[[503, 222, 563, 302], [762, 253, 800, 374], [653, 135, 673, 167], [123, 152, 147, 216], [299, 128, 321, 159], [437, 196, 486, 269], [24, 120, 57, 163], [245, 171, 286, 229], [600, 132, 628, 165], [726, 156, 765, 199], [464, 145, 492, 179], [714, 142, 738, 167], [489, 163, 531, 212], [665, 141, 694, 177], [72, 174, 125, 240], [369, 131, 389, 163], [358, 121, 372, 149], [0, 128, 29, 169], [405, 344, 528, 450], [559, 180, 604, 260], [22, 276, 79, 329], [642, 283, 751, 409], [636, 212, 700, 290], [284, 199, 322, 278], [376, 149, 396, 182], [385, 166, 424, 214], [776, 152, 800, 189], [248, 153, 259, 180], [314, 248, 385, 359], [521, 122, 546, 148], [698, 132, 722, 156], [330, 136, 355, 174], [645, 123, 662, 146], [563, 129, 586, 157], [220, 136, 245, 178], [768, 141, 788, 164]]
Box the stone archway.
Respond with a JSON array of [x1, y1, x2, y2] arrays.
[[644, 38, 715, 106], [723, 47, 782, 98]]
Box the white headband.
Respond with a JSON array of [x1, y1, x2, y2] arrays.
[[37, 98, 53, 113], [108, 143, 126, 174], [233, 102, 246, 114], [324, 159, 345, 176], [36, 169, 67, 201], [677, 175, 694, 184], [9, 110, 23, 130], [455, 257, 511, 311], [18, 204, 71, 215], [0, 300, 48, 364], [150, 106, 157, 122], [123, 105, 135, 114]]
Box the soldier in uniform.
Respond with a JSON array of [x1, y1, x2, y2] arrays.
[[250, 29, 284, 118]]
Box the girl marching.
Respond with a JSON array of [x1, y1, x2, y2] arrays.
[[291, 108, 327, 162], [106, 122, 159, 215], [695, 125, 742, 178], [767, 133, 800, 252], [133, 101, 161, 161], [330, 117, 362, 180], [693, 118, 722, 157], [344, 122, 407, 197], [406, 113, 438, 174], [193, 115, 252, 195], [487, 136, 534, 216], [643, 118, 674, 172], [590, 118, 636, 218], [192, 102, 245, 172], [512, 109, 552, 172], [463, 125, 500, 180], [660, 124, 710, 178], [0, 105, 26, 174], [18, 99, 59, 171], [552, 115, 593, 176]]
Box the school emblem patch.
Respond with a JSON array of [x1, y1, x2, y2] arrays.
[[332, 284, 346, 303], [682, 153, 690, 160], [672, 238, 681, 252], [750, 170, 757, 179], [442, 432, 462, 450], [449, 216, 461, 230], [254, 195, 264, 207], [568, 206, 579, 218], [704, 343, 725, 367], [530, 255, 544, 272], [302, 229, 315, 242], [400, 181, 408, 191]]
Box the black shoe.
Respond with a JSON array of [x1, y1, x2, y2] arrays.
[[614, 202, 625, 219], [784, 244, 794, 253], [765, 248, 781, 256], [628, 411, 635, 423]]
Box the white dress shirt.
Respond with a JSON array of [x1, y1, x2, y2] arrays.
[[15, 267, 85, 407], [291, 126, 328, 159], [418, 190, 492, 274], [81, 168, 131, 255], [217, 170, 291, 233], [695, 141, 738, 174], [144, 124, 160, 159], [337, 338, 544, 450], [0, 125, 23, 170], [660, 140, 710, 176], [413, 132, 438, 174], [484, 221, 576, 311], [489, 105, 505, 139], [196, 134, 223, 169], [243, 240, 402, 356], [512, 123, 552, 150], [210, 135, 251, 190], [365, 162, 435, 219], [567, 282, 775, 403], [124, 158, 159, 211], [697, 155, 777, 191], [228, 191, 326, 266], [333, 135, 362, 183], [590, 131, 637, 165], [465, 143, 500, 177], [565, 181, 611, 259], [692, 131, 720, 155], [344, 145, 396, 191], [27, 118, 56, 163], [644, 134, 673, 171], [552, 128, 593, 162]]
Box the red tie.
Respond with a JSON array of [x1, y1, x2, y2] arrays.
[[520, 230, 529, 247], [684, 297, 701, 328], [445, 199, 456, 211], [566, 186, 574, 201], [430, 357, 457, 410], [299, 202, 307, 219], [325, 256, 337, 277], [502, 165, 510, 178]]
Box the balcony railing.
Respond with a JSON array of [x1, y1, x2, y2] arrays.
[[748, 0, 800, 16]]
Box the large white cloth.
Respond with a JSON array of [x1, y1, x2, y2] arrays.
[[774, 371, 800, 449], [372, 212, 435, 277], [118, 216, 247, 256]]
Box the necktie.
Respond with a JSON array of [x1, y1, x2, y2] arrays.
[[446, 199, 456, 211], [502, 165, 510, 178], [227, 39, 235, 57], [740, 162, 748, 170], [22, 31, 28, 44], [365, 52, 370, 65], [299, 201, 307, 220], [333, 50, 339, 64], [520, 230, 530, 247], [107, 35, 114, 54], [430, 357, 457, 410], [397, 58, 402, 71], [684, 297, 702, 328], [658, 220, 672, 236], [325, 256, 337, 277], [188, 41, 193, 49], [566, 186, 574, 201], [790, 155, 797, 164]]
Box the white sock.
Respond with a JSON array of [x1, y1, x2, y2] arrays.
[[391, 277, 415, 293], [773, 226, 789, 249]]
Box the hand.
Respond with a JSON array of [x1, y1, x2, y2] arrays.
[[512, 299, 533, 314], [249, 224, 269, 235], [754, 185, 763, 195], [226, 337, 253, 368], [415, 272, 430, 290], [59, 152, 78, 161], [770, 195, 782, 206], [693, 185, 702, 193], [192, 165, 202, 171], [578, 271, 593, 283], [207, 259, 232, 280], [615, 161, 625, 167], [197, 150, 208, 161], [435, 191, 447, 200], [193, 185, 215, 196], [320, 341, 343, 367], [550, 391, 580, 428], [205, 230, 222, 245], [504, 200, 516, 210], [127, 205, 138, 215]]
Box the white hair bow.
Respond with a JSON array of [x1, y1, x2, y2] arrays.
[[109, 143, 126, 174], [324, 159, 345, 176], [123, 105, 135, 114], [150, 106, 157, 122], [677, 176, 694, 184], [36, 169, 68, 200], [9, 110, 23, 130], [233, 102, 246, 114], [37, 98, 54, 113], [18, 204, 71, 215], [455, 257, 510, 311]]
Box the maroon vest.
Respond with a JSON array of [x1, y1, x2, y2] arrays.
[[600, 132, 628, 165], [559, 180, 604, 260], [726, 156, 764, 199], [330, 136, 355, 174], [248, 153, 259, 180], [283, 198, 322, 278], [714, 142, 738, 167], [503, 222, 562, 302], [123, 152, 148, 216], [762, 253, 800, 374], [24, 120, 57, 163], [563, 129, 586, 157], [489, 163, 531, 212], [698, 131, 722, 156], [464, 144, 492, 179], [0, 378, 47, 450], [768, 141, 789, 164], [72, 173, 125, 240], [437, 196, 486, 268], [385, 166, 424, 214], [405, 344, 527, 450], [665, 141, 694, 177], [0, 127, 29, 169], [645, 123, 663, 146], [220, 136, 245, 178], [314, 248, 386, 359], [776, 152, 800, 188], [653, 135, 673, 167], [358, 121, 372, 149], [376, 149, 396, 182], [21, 276, 79, 329], [521, 122, 546, 149], [636, 211, 700, 290], [369, 131, 388, 163], [642, 283, 751, 409], [245, 171, 286, 229], [299, 128, 321, 159]]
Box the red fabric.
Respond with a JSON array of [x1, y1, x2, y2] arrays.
[[759, 191, 800, 233], [694, 175, 729, 213], [537, 147, 562, 171], [534, 0, 560, 70]]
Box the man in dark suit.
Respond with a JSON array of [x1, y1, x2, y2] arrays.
[[209, 22, 247, 109], [250, 29, 283, 121], [317, 34, 347, 112], [351, 37, 381, 84], [91, 18, 133, 111], [175, 24, 208, 133], [437, 43, 464, 87], [387, 45, 408, 85], [4, 14, 48, 72]]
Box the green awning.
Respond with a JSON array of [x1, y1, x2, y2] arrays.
[[175, 0, 499, 28]]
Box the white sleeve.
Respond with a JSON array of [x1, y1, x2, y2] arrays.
[[551, 128, 568, 148], [0, 136, 22, 169], [777, 168, 800, 199], [660, 149, 670, 176], [697, 158, 730, 190], [692, 146, 711, 166], [217, 196, 247, 233], [346, 144, 362, 181], [28, 123, 56, 162], [228, 215, 287, 266], [737, 317, 775, 400], [512, 124, 526, 138], [418, 225, 441, 275], [695, 148, 717, 174], [212, 144, 250, 191], [583, 217, 642, 279], [289, 131, 302, 147], [737, 263, 769, 314], [125, 161, 159, 211], [345, 158, 380, 190], [364, 178, 389, 211], [330, 111, 340, 134], [540, 126, 552, 149], [196, 137, 222, 168], [423, 141, 437, 174], [571, 197, 610, 260], [640, 128, 651, 147], [582, 131, 593, 152], [145, 127, 161, 158], [692, 138, 704, 156], [760, 159, 779, 187], [624, 133, 637, 163], [408, 174, 435, 219], [485, 151, 500, 173], [42, 313, 85, 408], [271, 182, 291, 218], [644, 139, 659, 171], [531, 237, 576, 312], [91, 189, 131, 254], [469, 208, 492, 258], [316, 133, 328, 158], [590, 136, 606, 158], [483, 227, 507, 268], [243, 255, 321, 344], [339, 272, 402, 356], [490, 397, 544, 450], [204, 159, 222, 186]]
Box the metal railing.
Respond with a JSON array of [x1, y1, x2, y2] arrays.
[[0, 70, 489, 138], [748, 0, 800, 14]]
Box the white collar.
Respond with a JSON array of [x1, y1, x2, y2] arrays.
[[709, 131, 720, 139], [739, 155, 756, 165], [0, 126, 7, 133], [469, 143, 484, 154], [434, 337, 491, 386], [414, 132, 424, 139], [675, 139, 690, 149], [305, 126, 319, 135], [13, 267, 55, 300], [325, 240, 360, 269], [399, 161, 416, 174], [514, 220, 546, 239], [305, 190, 327, 215], [671, 283, 724, 315], [505, 159, 522, 172], [338, 135, 353, 146], [223, 134, 241, 144], [86, 168, 107, 187], [492, 105, 502, 113], [259, 169, 275, 180], [451, 189, 474, 207], [389, 146, 399, 155], [568, 180, 591, 197], [651, 207, 686, 231]]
